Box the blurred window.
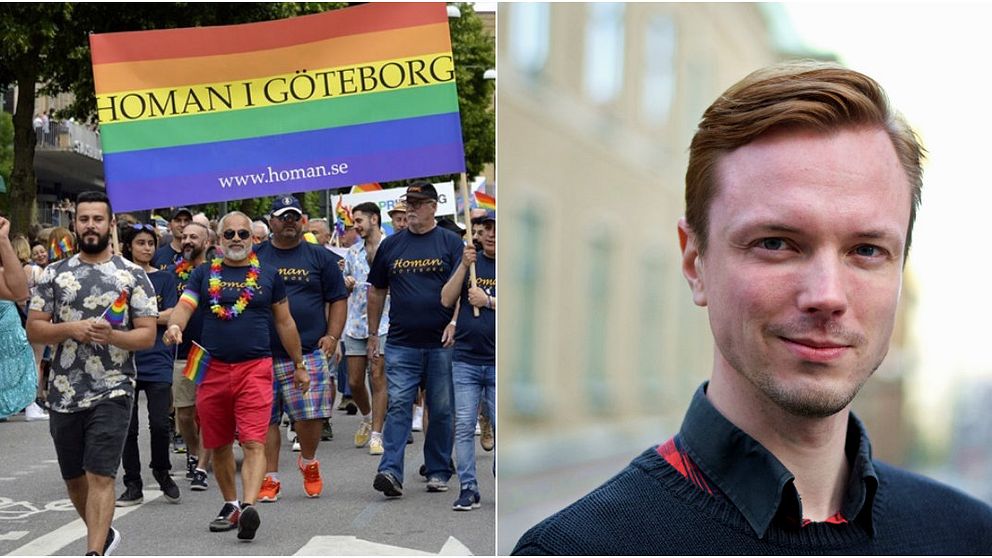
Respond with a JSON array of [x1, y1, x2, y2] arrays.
[[642, 15, 677, 125], [583, 3, 626, 104], [510, 3, 550, 75]]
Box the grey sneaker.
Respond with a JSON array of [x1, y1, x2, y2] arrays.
[[426, 477, 449, 492], [208, 502, 240, 532]]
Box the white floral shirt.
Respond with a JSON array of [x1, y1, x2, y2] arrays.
[[343, 238, 390, 339], [30, 255, 157, 413]]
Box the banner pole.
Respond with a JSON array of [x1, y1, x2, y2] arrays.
[[459, 173, 480, 318]]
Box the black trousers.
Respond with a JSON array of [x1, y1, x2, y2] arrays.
[[121, 380, 173, 487]]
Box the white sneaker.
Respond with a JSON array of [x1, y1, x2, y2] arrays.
[[411, 405, 424, 432], [369, 435, 384, 455], [26, 402, 49, 421], [475, 420, 481, 436], [291, 435, 301, 452]]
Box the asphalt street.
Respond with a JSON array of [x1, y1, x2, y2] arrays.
[[0, 397, 495, 556]]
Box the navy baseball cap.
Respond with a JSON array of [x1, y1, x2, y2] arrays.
[[270, 195, 303, 217], [172, 207, 192, 220], [482, 210, 496, 223]]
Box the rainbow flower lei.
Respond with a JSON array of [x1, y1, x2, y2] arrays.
[[208, 253, 260, 321], [174, 258, 193, 282]]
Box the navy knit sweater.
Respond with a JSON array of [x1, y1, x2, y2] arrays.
[[512, 447, 992, 554]]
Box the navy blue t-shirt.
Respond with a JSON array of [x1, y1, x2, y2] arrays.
[[135, 268, 178, 382], [454, 252, 495, 365], [183, 259, 287, 363], [152, 244, 181, 270], [255, 240, 348, 359], [170, 262, 206, 361], [368, 227, 463, 348]]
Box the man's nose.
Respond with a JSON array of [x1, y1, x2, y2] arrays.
[[796, 252, 848, 318]]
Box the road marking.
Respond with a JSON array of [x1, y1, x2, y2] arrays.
[[6, 489, 163, 556], [350, 501, 383, 529], [27, 465, 48, 470], [42, 460, 59, 464], [0, 479, 15, 482], [0, 532, 27, 542], [293, 535, 473, 556]]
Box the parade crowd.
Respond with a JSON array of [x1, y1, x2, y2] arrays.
[[0, 181, 496, 555]]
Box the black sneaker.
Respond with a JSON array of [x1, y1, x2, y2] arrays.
[[321, 420, 333, 441], [186, 454, 199, 480], [237, 504, 260, 541], [407, 431, 414, 444], [419, 464, 428, 479], [208, 502, 240, 532], [373, 472, 403, 498], [115, 485, 143, 507], [191, 468, 208, 491], [172, 431, 186, 454], [345, 400, 358, 415], [103, 526, 121, 555], [153, 469, 181, 504]]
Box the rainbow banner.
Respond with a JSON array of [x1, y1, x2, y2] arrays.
[[183, 342, 210, 385], [90, 3, 466, 212], [101, 289, 129, 327]]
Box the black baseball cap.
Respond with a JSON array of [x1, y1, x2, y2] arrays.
[[400, 181, 438, 202]]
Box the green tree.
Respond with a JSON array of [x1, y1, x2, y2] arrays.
[[0, 110, 13, 213]]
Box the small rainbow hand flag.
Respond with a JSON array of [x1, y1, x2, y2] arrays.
[[101, 289, 129, 326], [475, 191, 496, 211], [183, 341, 210, 385], [350, 183, 382, 194]]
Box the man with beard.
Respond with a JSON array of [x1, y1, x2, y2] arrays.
[[367, 181, 463, 498], [27, 190, 157, 556], [342, 202, 390, 455], [513, 62, 992, 555], [164, 211, 306, 542], [255, 196, 347, 501], [441, 211, 495, 512], [169, 222, 212, 490], [152, 207, 192, 269]]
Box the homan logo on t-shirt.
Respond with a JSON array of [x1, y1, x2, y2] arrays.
[[390, 258, 445, 274], [277, 267, 311, 282]]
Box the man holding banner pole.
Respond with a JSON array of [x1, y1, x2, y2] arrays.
[[367, 181, 464, 498], [255, 196, 348, 501], [164, 211, 307, 541]]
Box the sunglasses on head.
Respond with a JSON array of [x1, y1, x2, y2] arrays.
[[130, 223, 155, 232], [222, 229, 252, 240]]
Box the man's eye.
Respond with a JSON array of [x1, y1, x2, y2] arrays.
[[758, 238, 787, 250], [853, 245, 882, 257]]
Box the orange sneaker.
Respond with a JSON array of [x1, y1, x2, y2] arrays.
[[299, 458, 323, 498], [258, 475, 281, 502]]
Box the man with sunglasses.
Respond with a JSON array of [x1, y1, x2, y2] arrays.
[[152, 207, 192, 269], [164, 211, 307, 542], [254, 196, 347, 501], [367, 181, 464, 498]]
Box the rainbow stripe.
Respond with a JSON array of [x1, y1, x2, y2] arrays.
[[183, 342, 210, 385], [475, 191, 496, 211], [102, 290, 128, 326], [351, 182, 383, 194], [90, 3, 465, 212], [179, 290, 199, 309], [49, 236, 74, 261]]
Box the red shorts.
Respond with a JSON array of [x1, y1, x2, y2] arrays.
[[196, 357, 274, 449]]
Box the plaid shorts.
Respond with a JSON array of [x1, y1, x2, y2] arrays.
[[269, 349, 333, 424]]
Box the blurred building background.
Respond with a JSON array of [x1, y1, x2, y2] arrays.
[[497, 3, 990, 553]]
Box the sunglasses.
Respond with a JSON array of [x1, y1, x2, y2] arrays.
[[222, 229, 252, 240], [275, 212, 302, 222], [130, 223, 156, 232]]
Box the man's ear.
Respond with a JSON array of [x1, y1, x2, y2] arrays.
[[678, 218, 707, 307]]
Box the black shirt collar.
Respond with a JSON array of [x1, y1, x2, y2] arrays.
[[677, 382, 878, 538]]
